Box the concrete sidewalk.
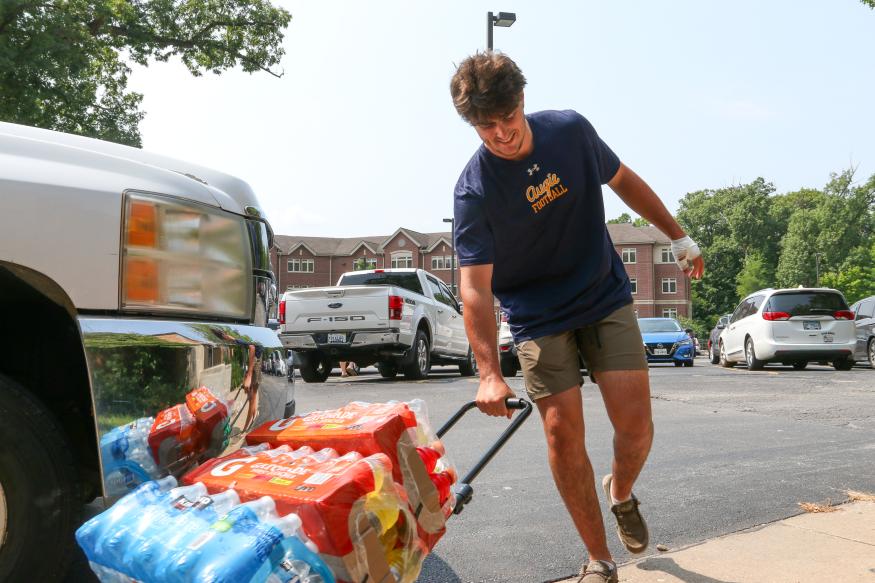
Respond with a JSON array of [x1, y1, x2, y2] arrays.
[[557, 500, 875, 583]]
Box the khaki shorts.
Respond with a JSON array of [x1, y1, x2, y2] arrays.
[[517, 303, 647, 401]]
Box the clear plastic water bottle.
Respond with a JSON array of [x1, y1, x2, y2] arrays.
[[94, 482, 207, 579], [163, 496, 280, 583], [259, 513, 335, 583], [76, 476, 177, 564], [100, 417, 161, 497]]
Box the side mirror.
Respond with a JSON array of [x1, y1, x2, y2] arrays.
[[267, 318, 279, 331], [717, 322, 725, 329]]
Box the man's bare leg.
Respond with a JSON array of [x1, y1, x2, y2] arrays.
[[536, 386, 611, 562], [595, 370, 653, 502]]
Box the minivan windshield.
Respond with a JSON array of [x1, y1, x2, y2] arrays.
[[338, 272, 424, 296], [638, 319, 683, 333], [766, 292, 848, 316]]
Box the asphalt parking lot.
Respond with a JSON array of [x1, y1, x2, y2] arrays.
[[67, 355, 875, 583]]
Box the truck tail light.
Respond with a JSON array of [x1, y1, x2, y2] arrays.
[[389, 295, 404, 320], [279, 299, 286, 324], [762, 311, 791, 321], [833, 310, 854, 320]]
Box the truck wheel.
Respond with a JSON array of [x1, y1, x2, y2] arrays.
[[402, 330, 430, 380], [499, 356, 518, 378], [0, 374, 79, 582], [459, 348, 478, 377], [832, 358, 854, 371], [376, 362, 398, 379], [299, 354, 331, 383]]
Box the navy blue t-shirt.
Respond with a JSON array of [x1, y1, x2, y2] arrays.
[[453, 110, 632, 342]]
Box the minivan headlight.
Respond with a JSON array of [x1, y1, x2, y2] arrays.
[[121, 192, 252, 319]]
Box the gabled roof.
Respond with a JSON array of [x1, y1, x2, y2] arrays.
[[273, 225, 667, 256], [606, 224, 671, 244], [380, 227, 430, 249]]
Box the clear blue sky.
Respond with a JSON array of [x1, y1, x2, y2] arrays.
[[129, 0, 875, 238]]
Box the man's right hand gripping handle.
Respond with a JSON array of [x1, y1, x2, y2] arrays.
[[476, 375, 518, 419]]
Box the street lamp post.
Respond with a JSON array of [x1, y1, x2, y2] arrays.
[[487, 11, 516, 50], [815, 252, 823, 286], [443, 217, 456, 296]]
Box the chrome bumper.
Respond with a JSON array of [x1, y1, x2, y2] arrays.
[[79, 317, 295, 499], [280, 330, 401, 350]]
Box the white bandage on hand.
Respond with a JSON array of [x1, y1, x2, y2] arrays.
[[671, 235, 701, 272]]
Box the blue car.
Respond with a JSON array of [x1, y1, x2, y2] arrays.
[[638, 318, 695, 367]]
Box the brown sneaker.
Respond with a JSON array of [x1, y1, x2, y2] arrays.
[[577, 560, 618, 583], [602, 474, 649, 553]]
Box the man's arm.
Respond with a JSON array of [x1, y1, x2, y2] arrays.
[[608, 163, 705, 279], [459, 264, 516, 418]]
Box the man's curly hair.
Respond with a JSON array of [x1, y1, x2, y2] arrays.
[[450, 52, 527, 125]]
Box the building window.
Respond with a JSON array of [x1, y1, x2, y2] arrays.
[[662, 307, 678, 318], [391, 251, 413, 268], [287, 258, 314, 273], [629, 278, 637, 294], [622, 248, 637, 264], [446, 255, 456, 269], [662, 278, 677, 294], [431, 256, 445, 270], [660, 247, 674, 264]]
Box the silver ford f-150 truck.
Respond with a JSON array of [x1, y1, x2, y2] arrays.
[[0, 122, 293, 581], [279, 268, 477, 381]]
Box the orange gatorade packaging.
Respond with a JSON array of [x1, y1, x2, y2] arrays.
[[185, 386, 231, 458], [148, 404, 198, 473], [182, 444, 427, 583], [245, 400, 456, 550], [147, 386, 231, 477]]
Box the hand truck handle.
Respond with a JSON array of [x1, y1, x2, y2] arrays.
[[436, 398, 532, 514]]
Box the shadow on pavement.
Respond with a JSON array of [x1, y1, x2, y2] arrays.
[[416, 553, 463, 583], [635, 557, 740, 583]]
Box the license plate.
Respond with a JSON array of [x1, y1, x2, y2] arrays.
[[822, 332, 834, 343], [803, 321, 821, 330], [327, 333, 346, 343], [654, 348, 668, 355]]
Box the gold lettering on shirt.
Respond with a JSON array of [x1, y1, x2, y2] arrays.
[[525, 173, 569, 213]]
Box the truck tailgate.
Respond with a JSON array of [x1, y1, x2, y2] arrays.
[[283, 286, 392, 332]]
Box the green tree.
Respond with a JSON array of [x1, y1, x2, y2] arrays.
[[632, 217, 650, 227], [0, 0, 291, 146], [353, 257, 369, 271], [607, 212, 631, 224], [862, 0, 874, 8], [736, 253, 770, 300]]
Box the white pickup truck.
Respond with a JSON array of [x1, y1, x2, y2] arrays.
[[279, 268, 476, 381]]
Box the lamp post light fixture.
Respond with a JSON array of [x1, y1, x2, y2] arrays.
[[487, 11, 516, 50], [443, 217, 457, 296]]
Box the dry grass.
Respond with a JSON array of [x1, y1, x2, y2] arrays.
[[798, 501, 838, 513], [846, 490, 875, 502]]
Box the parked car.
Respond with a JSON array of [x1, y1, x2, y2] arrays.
[[279, 268, 476, 382], [718, 287, 856, 370], [638, 318, 696, 366], [850, 295, 875, 369], [0, 122, 292, 580], [708, 314, 732, 364]]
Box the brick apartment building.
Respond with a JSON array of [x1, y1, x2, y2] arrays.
[[271, 224, 692, 319]]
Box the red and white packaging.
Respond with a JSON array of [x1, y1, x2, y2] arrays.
[[182, 444, 426, 583], [245, 400, 456, 550]]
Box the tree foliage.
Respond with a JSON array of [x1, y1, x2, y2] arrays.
[[677, 170, 875, 332], [607, 212, 632, 224], [0, 0, 291, 146]]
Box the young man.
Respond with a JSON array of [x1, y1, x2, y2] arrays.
[[450, 52, 704, 583]]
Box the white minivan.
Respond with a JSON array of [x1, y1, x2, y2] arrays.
[[718, 288, 856, 370]]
